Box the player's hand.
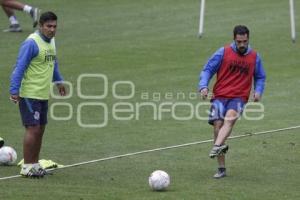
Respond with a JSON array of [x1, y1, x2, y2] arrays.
[[10, 95, 20, 104], [56, 83, 66, 96], [200, 88, 209, 100], [253, 92, 261, 102]]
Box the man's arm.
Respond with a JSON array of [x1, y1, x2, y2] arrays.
[[52, 59, 63, 82], [198, 47, 224, 98], [52, 60, 66, 96], [253, 53, 266, 102], [10, 39, 38, 102]]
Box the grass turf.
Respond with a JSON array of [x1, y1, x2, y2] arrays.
[[0, 0, 299, 199]]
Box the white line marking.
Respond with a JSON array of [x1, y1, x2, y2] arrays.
[[1, 125, 299, 180]]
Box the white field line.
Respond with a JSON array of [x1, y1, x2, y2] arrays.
[[1, 125, 299, 180]]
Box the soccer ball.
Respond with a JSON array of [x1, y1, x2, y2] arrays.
[[0, 146, 17, 165], [148, 170, 170, 191]]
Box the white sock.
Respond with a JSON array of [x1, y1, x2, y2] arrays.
[[32, 163, 41, 169], [22, 163, 33, 169], [23, 5, 32, 14], [219, 165, 225, 169], [9, 16, 19, 25]]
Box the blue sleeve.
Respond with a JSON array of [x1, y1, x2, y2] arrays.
[[52, 59, 64, 82], [198, 47, 224, 91], [254, 53, 266, 95], [9, 39, 39, 95]]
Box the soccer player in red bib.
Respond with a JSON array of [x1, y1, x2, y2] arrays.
[[198, 25, 266, 178]]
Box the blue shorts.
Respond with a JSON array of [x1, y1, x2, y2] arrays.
[[208, 98, 245, 125], [19, 98, 48, 126]]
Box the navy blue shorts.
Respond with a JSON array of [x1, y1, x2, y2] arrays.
[[208, 98, 245, 125], [19, 98, 48, 126]]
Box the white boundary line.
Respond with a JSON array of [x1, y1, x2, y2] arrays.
[[1, 125, 299, 180]]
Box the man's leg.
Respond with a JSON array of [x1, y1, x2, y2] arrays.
[[23, 125, 45, 163], [214, 109, 239, 146], [21, 125, 47, 178], [1, 0, 40, 27], [213, 120, 225, 166], [18, 98, 48, 178], [213, 120, 227, 178], [2, 5, 15, 17], [209, 109, 239, 158], [1, 0, 26, 11], [1, 5, 22, 32]]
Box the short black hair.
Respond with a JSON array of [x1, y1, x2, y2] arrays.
[[233, 25, 249, 38], [39, 11, 57, 25]]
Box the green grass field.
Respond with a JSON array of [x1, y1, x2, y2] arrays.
[[1, 0, 300, 199]]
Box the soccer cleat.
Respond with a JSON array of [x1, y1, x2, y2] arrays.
[[37, 167, 51, 176], [3, 24, 22, 32], [209, 144, 229, 158], [20, 165, 44, 178], [219, 145, 229, 155], [30, 7, 40, 28], [213, 167, 226, 179]]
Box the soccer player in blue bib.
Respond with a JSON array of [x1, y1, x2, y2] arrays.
[[10, 11, 66, 178]]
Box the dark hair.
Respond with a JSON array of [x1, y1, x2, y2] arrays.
[[233, 25, 249, 38], [39, 11, 57, 25]]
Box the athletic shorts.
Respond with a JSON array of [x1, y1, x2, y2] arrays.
[[208, 98, 245, 125], [19, 98, 48, 126]]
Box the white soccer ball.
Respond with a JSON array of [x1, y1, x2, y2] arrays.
[[0, 146, 17, 165], [148, 170, 170, 191]]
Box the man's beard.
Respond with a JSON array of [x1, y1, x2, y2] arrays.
[[238, 47, 247, 55]]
